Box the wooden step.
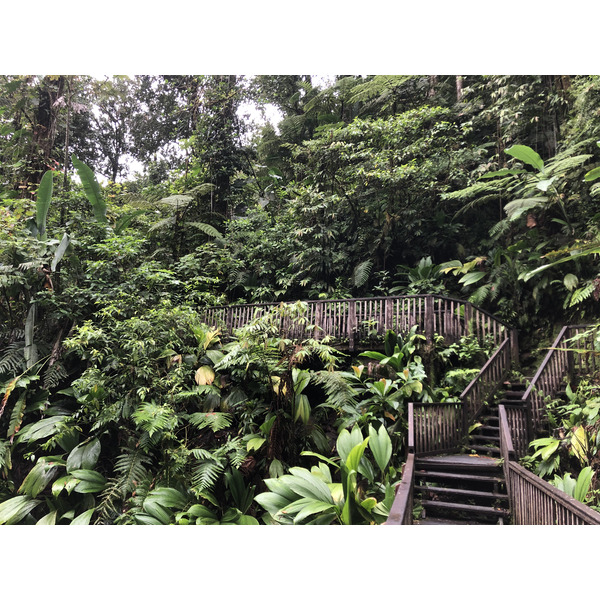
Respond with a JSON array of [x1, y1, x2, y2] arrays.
[[414, 517, 492, 525], [471, 434, 500, 442], [415, 470, 504, 484], [421, 499, 510, 518], [468, 444, 500, 455], [415, 485, 508, 501]]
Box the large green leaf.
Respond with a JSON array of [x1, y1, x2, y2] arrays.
[[71, 508, 95, 525], [458, 271, 486, 286], [18, 459, 61, 498], [69, 469, 107, 493], [503, 197, 548, 221], [505, 144, 544, 172], [17, 415, 67, 445], [24, 304, 37, 369], [286, 467, 334, 504], [36, 171, 54, 241], [0, 495, 41, 524], [574, 466, 593, 503], [37, 510, 57, 525], [368, 424, 392, 473], [344, 438, 370, 474], [336, 426, 364, 464], [67, 438, 101, 473], [584, 166, 600, 182], [51, 233, 71, 271], [71, 155, 107, 225]]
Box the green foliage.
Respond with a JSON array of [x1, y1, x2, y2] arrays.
[[255, 423, 396, 524]]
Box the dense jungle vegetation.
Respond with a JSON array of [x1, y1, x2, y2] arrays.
[[1, 74, 600, 525]]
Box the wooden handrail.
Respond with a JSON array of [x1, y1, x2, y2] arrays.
[[499, 395, 600, 525], [460, 337, 512, 423], [385, 453, 415, 525], [506, 461, 600, 525], [201, 294, 517, 353]]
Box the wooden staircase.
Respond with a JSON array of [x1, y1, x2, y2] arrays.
[[414, 380, 530, 525]]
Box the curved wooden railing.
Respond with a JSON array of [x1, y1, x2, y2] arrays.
[[202, 294, 518, 354], [499, 404, 600, 525]]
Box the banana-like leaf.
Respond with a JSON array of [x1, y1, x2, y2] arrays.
[[505, 144, 544, 172], [51, 233, 70, 271], [24, 304, 37, 369], [36, 171, 54, 241], [71, 155, 108, 225]]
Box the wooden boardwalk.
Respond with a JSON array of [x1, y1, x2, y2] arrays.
[[202, 294, 518, 355]]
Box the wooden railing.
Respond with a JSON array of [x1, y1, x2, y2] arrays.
[[460, 337, 512, 424], [409, 402, 465, 456], [522, 324, 598, 433], [202, 294, 517, 353], [499, 405, 600, 525], [384, 454, 415, 525]]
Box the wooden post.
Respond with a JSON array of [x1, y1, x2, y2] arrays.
[[226, 307, 233, 334], [464, 302, 473, 337], [425, 295, 434, 344], [510, 328, 520, 367], [348, 300, 357, 351], [314, 301, 323, 340], [385, 297, 393, 332], [407, 403, 415, 453]]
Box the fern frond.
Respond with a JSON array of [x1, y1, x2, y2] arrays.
[[42, 361, 68, 390], [185, 222, 223, 239], [158, 194, 193, 209], [187, 411, 232, 433], [132, 402, 178, 436], [568, 282, 595, 307], [96, 447, 151, 523], [148, 216, 176, 233], [0, 343, 25, 375], [312, 370, 359, 410], [351, 259, 373, 288], [192, 459, 225, 492]]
